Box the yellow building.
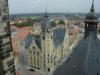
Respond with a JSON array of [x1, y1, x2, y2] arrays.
[[25, 17, 69, 74]]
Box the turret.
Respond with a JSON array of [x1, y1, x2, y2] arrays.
[[84, 0, 98, 38]]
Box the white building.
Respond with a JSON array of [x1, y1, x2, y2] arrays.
[[25, 16, 69, 74]]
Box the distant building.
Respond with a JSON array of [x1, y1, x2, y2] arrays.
[[31, 22, 41, 35], [25, 16, 69, 73], [0, 0, 15, 75], [68, 26, 79, 46]]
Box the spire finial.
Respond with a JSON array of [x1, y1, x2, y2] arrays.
[[90, 0, 95, 12]]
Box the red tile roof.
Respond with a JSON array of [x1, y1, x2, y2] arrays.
[[12, 27, 31, 56]]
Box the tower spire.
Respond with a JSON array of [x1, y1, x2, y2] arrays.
[[44, 0, 48, 18], [90, 0, 94, 12], [84, 0, 98, 38]]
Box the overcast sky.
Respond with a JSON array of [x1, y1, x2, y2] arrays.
[[8, 0, 100, 14]]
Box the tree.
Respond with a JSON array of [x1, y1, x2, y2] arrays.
[[50, 21, 57, 27], [59, 20, 65, 25], [14, 22, 33, 28]]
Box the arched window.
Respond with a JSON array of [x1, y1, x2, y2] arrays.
[[51, 36, 52, 39], [48, 68, 50, 72], [87, 24, 88, 27]]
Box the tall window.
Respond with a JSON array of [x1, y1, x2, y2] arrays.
[[48, 68, 50, 72], [0, 8, 1, 16]]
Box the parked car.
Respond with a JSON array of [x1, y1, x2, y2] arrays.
[[28, 68, 35, 72]]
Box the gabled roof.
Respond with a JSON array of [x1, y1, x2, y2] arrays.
[[34, 35, 41, 49], [32, 28, 66, 50], [24, 33, 33, 48], [53, 28, 66, 48]]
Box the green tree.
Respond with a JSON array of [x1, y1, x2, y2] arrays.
[[14, 22, 33, 28], [59, 20, 65, 25], [50, 21, 57, 27]]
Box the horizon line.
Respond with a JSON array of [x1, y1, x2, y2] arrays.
[[10, 12, 100, 15]]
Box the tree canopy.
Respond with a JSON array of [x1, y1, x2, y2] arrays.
[[59, 20, 65, 25], [50, 21, 57, 27], [14, 22, 33, 28]]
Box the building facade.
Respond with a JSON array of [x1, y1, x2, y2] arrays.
[[25, 16, 69, 73], [0, 0, 15, 75]]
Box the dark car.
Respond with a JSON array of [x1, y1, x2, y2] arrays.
[[66, 55, 72, 63], [28, 68, 35, 72]]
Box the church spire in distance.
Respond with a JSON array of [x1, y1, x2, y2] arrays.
[[44, 0, 48, 18]]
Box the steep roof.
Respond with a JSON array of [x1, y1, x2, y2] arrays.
[[53, 0, 100, 75], [34, 35, 41, 49], [32, 28, 66, 50], [53, 28, 66, 48], [53, 32, 100, 75], [24, 33, 33, 48]]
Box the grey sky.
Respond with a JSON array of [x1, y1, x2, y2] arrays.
[[8, 0, 100, 14]]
